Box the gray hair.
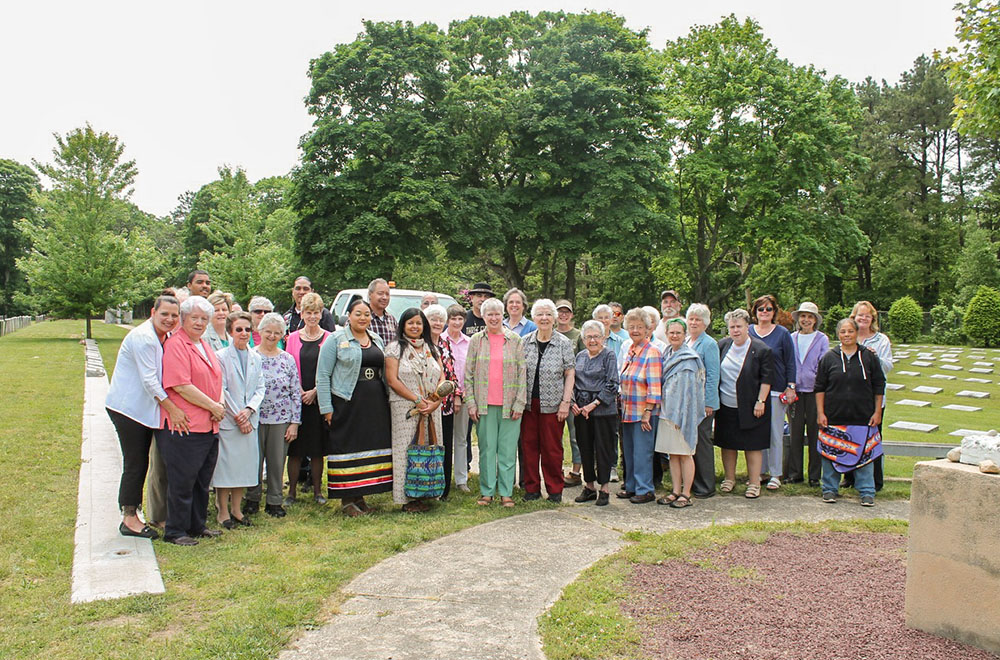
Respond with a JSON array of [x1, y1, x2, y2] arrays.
[[642, 305, 661, 328], [623, 307, 653, 330], [423, 303, 448, 322], [530, 298, 557, 319], [481, 298, 504, 316], [258, 311, 287, 334], [686, 303, 711, 326], [248, 296, 273, 312], [180, 295, 214, 320], [503, 287, 528, 306], [367, 278, 388, 295], [592, 304, 612, 319], [836, 317, 859, 334], [724, 308, 752, 326], [581, 319, 605, 339]]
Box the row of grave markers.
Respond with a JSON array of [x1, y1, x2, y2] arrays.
[[886, 344, 996, 435]]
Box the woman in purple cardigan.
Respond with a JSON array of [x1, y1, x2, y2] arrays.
[[785, 302, 829, 487], [748, 294, 796, 490]]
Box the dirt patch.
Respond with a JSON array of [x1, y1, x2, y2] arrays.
[[623, 531, 997, 660]]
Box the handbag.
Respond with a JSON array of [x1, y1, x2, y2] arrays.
[[404, 413, 446, 499], [818, 424, 882, 473]]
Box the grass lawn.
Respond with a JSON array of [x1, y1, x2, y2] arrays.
[[538, 518, 908, 660], [0, 320, 553, 660]]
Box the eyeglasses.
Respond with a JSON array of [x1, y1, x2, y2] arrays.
[[251, 309, 269, 314], [233, 327, 251, 333], [757, 306, 774, 313]]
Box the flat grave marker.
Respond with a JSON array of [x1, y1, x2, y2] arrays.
[[940, 365, 963, 371], [957, 390, 990, 399], [885, 383, 905, 391], [912, 361, 933, 367], [964, 377, 992, 384], [889, 421, 938, 433], [895, 399, 932, 407], [949, 428, 988, 437], [942, 404, 983, 412], [939, 358, 959, 363], [912, 385, 943, 394], [898, 370, 921, 377], [970, 367, 994, 374], [930, 374, 956, 380]]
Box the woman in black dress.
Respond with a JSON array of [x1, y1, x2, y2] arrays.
[[715, 308, 773, 499], [285, 293, 332, 504], [317, 299, 393, 517]]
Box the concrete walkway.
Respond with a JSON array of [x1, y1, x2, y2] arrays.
[[71, 338, 164, 603], [280, 495, 909, 660]]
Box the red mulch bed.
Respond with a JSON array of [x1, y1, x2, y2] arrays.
[[623, 531, 997, 660]]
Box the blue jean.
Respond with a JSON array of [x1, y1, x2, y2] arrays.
[[822, 457, 874, 497], [622, 422, 656, 496]]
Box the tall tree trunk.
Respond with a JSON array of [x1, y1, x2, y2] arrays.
[[564, 257, 576, 302], [86, 316, 92, 340]]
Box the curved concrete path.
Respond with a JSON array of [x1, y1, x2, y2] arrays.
[[280, 495, 909, 660]]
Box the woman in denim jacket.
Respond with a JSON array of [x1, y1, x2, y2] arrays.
[[317, 299, 393, 517]]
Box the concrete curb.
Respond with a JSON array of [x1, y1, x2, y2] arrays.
[[71, 339, 164, 603], [280, 496, 909, 659]]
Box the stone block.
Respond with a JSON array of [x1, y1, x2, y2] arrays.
[[949, 428, 988, 437], [897, 370, 921, 377], [941, 404, 982, 412], [885, 383, 905, 391], [912, 361, 933, 367], [906, 459, 1000, 656], [940, 364, 963, 371], [939, 357, 959, 363], [960, 433, 1000, 465], [930, 374, 956, 380], [889, 421, 938, 432], [974, 362, 993, 367], [964, 377, 992, 384], [957, 390, 990, 399], [895, 399, 931, 407], [912, 385, 943, 394], [969, 367, 994, 374]]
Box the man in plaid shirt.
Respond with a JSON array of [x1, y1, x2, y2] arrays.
[[367, 278, 397, 345]]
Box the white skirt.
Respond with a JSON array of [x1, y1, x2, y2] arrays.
[[211, 427, 260, 488], [655, 418, 695, 456]]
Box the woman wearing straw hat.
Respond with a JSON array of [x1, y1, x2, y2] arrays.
[[786, 302, 829, 486]]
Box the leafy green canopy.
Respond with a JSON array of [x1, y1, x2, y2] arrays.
[[946, 0, 1000, 138], [16, 125, 162, 336], [293, 11, 670, 289], [0, 159, 40, 316]]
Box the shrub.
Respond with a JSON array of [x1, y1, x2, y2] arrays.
[[824, 303, 852, 329], [930, 304, 966, 345], [887, 296, 923, 342], [963, 286, 1000, 347]]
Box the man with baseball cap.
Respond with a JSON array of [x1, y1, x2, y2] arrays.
[[654, 290, 682, 345]]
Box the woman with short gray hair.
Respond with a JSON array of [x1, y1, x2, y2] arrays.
[[572, 319, 619, 505], [246, 311, 300, 517], [520, 298, 575, 502], [685, 303, 721, 498], [247, 296, 274, 347]]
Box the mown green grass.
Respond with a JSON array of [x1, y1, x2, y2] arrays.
[[538, 518, 908, 660], [0, 320, 553, 660]]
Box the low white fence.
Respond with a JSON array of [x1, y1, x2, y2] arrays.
[[0, 315, 34, 337]]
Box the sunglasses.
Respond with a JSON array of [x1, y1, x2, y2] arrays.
[[757, 306, 774, 313], [232, 327, 252, 333], [251, 309, 269, 314]]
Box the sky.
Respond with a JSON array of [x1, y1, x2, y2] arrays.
[[1, 1, 959, 217]]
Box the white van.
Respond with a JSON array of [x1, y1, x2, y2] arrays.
[[329, 287, 461, 324]]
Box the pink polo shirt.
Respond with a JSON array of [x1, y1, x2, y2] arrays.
[[161, 330, 223, 433], [487, 332, 505, 406]]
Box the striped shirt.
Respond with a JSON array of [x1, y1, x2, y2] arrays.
[[619, 339, 662, 422], [463, 328, 526, 419]]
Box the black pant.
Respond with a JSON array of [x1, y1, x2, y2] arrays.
[[691, 414, 716, 496], [786, 392, 821, 483], [442, 413, 454, 498], [575, 414, 618, 485], [107, 408, 155, 510], [156, 429, 219, 540]]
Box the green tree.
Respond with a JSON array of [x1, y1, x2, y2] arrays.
[[17, 125, 161, 337], [887, 295, 923, 342], [945, 0, 1000, 138], [197, 167, 301, 306], [963, 285, 1000, 345], [661, 16, 865, 308], [293, 11, 669, 296], [0, 159, 40, 316]]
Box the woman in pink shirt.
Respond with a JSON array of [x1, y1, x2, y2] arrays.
[[157, 296, 226, 546]]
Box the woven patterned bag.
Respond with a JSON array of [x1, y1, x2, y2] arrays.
[[404, 415, 446, 499]]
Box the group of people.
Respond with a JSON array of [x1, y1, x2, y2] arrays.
[[106, 270, 891, 546]]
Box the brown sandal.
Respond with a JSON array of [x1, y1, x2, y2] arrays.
[[342, 502, 366, 517], [501, 497, 515, 508], [476, 496, 493, 506]]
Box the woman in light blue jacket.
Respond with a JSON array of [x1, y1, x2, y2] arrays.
[[213, 311, 266, 528], [685, 304, 721, 498], [317, 299, 393, 516]]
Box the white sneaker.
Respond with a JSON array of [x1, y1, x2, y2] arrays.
[[610, 468, 619, 483], [457, 484, 471, 493]]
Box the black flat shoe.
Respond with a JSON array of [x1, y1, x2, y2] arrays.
[[165, 535, 198, 546], [596, 491, 610, 506], [244, 501, 260, 515], [221, 519, 235, 530], [574, 488, 598, 503], [119, 522, 159, 539], [231, 515, 252, 527]]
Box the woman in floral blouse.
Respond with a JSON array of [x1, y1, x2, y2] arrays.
[[425, 304, 463, 499], [248, 312, 301, 518]]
